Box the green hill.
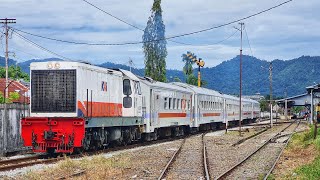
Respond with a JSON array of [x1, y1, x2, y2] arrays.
[[2, 55, 318, 97]]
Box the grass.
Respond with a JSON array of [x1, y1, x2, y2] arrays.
[[295, 156, 320, 179], [20, 154, 130, 180], [280, 125, 320, 180]]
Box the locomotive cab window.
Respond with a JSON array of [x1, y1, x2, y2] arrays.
[[123, 97, 132, 108], [123, 79, 132, 108], [123, 79, 132, 95]]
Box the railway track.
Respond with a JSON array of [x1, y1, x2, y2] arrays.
[[0, 155, 67, 172], [263, 120, 302, 180], [158, 133, 210, 180], [0, 119, 289, 173], [215, 120, 301, 180], [0, 135, 188, 172]]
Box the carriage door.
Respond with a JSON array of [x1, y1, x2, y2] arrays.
[[134, 81, 142, 117], [151, 91, 161, 126], [223, 99, 227, 124]]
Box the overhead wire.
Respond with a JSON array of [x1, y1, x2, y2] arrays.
[[244, 25, 253, 56], [201, 30, 238, 49], [12, 30, 72, 60], [11, 46, 43, 59], [11, 0, 292, 46], [81, 0, 192, 45]]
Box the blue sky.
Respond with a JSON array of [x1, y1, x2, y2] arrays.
[[1, 0, 319, 69]]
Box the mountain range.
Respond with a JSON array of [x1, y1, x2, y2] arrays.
[[1, 55, 318, 97]]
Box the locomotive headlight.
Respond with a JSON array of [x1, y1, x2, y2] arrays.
[[55, 63, 61, 69], [47, 62, 53, 69]]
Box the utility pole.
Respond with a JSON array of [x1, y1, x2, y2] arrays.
[[1, 18, 16, 98], [234, 22, 244, 136], [285, 87, 288, 121], [1, 18, 16, 154], [128, 58, 133, 72], [269, 62, 273, 127]]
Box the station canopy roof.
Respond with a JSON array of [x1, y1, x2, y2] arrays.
[[306, 83, 320, 94], [276, 83, 320, 107]]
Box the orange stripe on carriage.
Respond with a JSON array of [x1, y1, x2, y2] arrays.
[[158, 113, 187, 118], [203, 113, 221, 117], [77, 101, 122, 117], [228, 113, 239, 116]]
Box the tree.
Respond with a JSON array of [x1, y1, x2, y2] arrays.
[[182, 53, 196, 77], [0, 91, 20, 103], [173, 77, 182, 82], [143, 0, 167, 82], [181, 52, 207, 87], [0, 65, 29, 81]]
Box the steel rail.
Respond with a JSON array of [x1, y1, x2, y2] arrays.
[[0, 155, 40, 166], [263, 120, 301, 180], [215, 121, 295, 180], [202, 134, 210, 180], [0, 154, 85, 172], [157, 138, 186, 180], [232, 128, 269, 146]]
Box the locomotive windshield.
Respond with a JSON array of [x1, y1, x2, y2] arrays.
[[31, 70, 76, 113]]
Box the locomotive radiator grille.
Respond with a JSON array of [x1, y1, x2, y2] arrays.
[[31, 70, 76, 113]]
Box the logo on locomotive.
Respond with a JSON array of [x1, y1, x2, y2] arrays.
[[101, 81, 107, 92]]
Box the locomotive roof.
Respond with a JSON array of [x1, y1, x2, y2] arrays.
[[171, 82, 222, 97], [30, 61, 123, 76]]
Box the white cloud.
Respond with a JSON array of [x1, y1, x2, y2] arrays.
[[1, 0, 320, 69]]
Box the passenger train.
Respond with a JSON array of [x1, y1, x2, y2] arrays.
[[21, 61, 260, 153]]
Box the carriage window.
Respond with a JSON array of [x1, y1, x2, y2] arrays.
[[123, 79, 132, 95], [164, 97, 168, 109], [177, 99, 181, 109], [169, 98, 172, 109], [173, 98, 176, 109]]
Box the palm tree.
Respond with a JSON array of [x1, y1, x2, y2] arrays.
[[181, 53, 196, 79]]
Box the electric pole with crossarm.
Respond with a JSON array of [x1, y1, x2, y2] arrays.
[[234, 22, 244, 136], [0, 18, 16, 153], [1, 18, 16, 98]]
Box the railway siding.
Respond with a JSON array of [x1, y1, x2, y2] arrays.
[[164, 135, 205, 179]]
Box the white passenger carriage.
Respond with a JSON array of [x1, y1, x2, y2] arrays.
[[139, 78, 193, 139], [172, 83, 224, 129]]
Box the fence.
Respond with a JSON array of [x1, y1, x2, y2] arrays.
[[0, 103, 29, 156]]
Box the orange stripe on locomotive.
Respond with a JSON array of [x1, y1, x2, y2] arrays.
[[77, 101, 122, 117]]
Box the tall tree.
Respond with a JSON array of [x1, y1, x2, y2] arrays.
[[143, 0, 167, 82]]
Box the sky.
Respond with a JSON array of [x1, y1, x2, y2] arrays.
[[1, 0, 320, 69]]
